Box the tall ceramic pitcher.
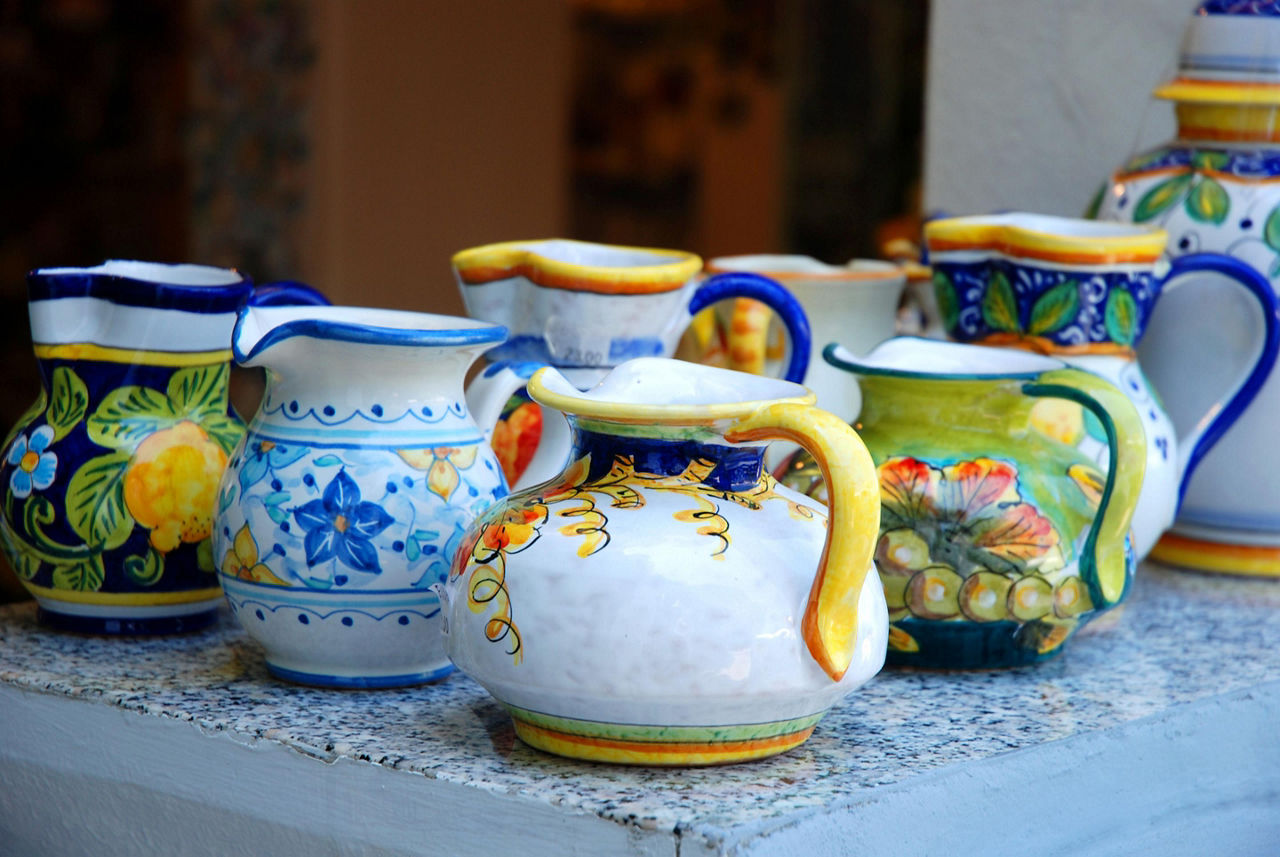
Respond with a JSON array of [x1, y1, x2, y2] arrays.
[[1094, 0, 1280, 575], [214, 305, 531, 686], [825, 338, 1146, 669], [924, 213, 1279, 561], [453, 239, 811, 487], [0, 261, 325, 634]]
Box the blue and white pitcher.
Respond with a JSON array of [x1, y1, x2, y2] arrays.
[[214, 304, 530, 687]]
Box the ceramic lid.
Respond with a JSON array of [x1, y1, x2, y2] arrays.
[[1155, 2, 1280, 104]]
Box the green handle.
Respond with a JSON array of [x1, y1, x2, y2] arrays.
[[1022, 368, 1145, 608]]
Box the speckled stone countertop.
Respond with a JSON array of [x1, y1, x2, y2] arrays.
[[2, 564, 1279, 854]]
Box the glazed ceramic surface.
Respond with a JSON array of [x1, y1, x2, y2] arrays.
[[215, 306, 527, 687], [453, 239, 811, 486], [440, 358, 887, 765], [924, 213, 1278, 561], [0, 261, 324, 634], [705, 255, 906, 424], [1094, 1, 1280, 575], [788, 339, 1145, 669]]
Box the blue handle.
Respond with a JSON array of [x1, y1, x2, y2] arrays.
[[248, 280, 331, 307], [687, 271, 811, 384], [1163, 253, 1280, 505]]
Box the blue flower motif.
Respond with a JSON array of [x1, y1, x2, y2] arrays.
[[293, 469, 394, 573], [7, 426, 57, 499], [239, 438, 308, 493]]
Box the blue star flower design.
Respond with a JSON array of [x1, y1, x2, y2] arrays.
[[239, 438, 308, 493], [293, 469, 394, 573]]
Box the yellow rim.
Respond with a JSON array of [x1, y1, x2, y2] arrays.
[[1151, 532, 1280, 577], [452, 239, 701, 295], [526, 366, 814, 426], [24, 583, 223, 605], [511, 719, 813, 766], [1156, 79, 1280, 106], [925, 218, 1166, 266], [33, 343, 232, 367]]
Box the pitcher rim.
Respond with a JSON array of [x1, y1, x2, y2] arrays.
[[527, 359, 815, 426], [233, 305, 507, 365], [452, 238, 702, 295], [825, 338, 1067, 382], [925, 213, 1168, 265]]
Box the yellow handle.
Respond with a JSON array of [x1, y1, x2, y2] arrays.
[[725, 402, 881, 681], [1025, 368, 1146, 607]]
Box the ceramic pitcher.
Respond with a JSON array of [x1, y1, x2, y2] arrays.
[[821, 338, 1145, 669], [214, 305, 532, 687], [705, 255, 906, 424], [1094, 1, 1280, 575], [924, 213, 1278, 561], [439, 358, 886, 765], [453, 239, 811, 486], [0, 261, 325, 634]]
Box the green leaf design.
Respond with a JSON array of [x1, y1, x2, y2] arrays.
[[1, 390, 48, 457], [87, 386, 178, 450], [1185, 177, 1230, 224], [124, 548, 165, 586], [1264, 204, 1280, 253], [46, 368, 88, 443], [1104, 287, 1139, 346], [1191, 151, 1230, 171], [52, 554, 105, 592], [200, 413, 246, 456], [981, 271, 1021, 333], [1132, 173, 1193, 222], [932, 271, 959, 332], [1027, 281, 1081, 335], [168, 364, 231, 421], [313, 454, 343, 467], [66, 450, 134, 550]]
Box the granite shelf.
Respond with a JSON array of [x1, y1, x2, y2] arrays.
[[1, 563, 1278, 856]]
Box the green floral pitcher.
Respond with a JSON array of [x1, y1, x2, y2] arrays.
[[783, 337, 1146, 668]]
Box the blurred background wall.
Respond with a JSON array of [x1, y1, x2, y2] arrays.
[[0, 0, 1200, 599], [0, 0, 927, 598]]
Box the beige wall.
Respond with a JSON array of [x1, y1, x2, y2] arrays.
[[303, 0, 571, 314]]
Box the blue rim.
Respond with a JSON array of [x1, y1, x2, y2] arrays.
[[265, 661, 455, 688], [822, 338, 1060, 382], [1165, 253, 1280, 506], [233, 311, 509, 364], [687, 271, 812, 383], [28, 263, 253, 314]]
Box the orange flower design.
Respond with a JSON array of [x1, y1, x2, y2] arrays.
[[878, 456, 1061, 575]]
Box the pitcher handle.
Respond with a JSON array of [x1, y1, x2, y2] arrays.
[[1024, 369, 1146, 609], [246, 280, 331, 307], [725, 402, 879, 681], [687, 272, 812, 384], [1160, 254, 1279, 505], [465, 361, 567, 492]]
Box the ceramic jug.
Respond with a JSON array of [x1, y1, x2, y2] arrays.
[[0, 261, 325, 634], [705, 255, 906, 424], [214, 305, 533, 687], [924, 213, 1278, 562], [439, 358, 887, 765], [1093, 1, 1280, 575], [817, 338, 1145, 669], [452, 239, 811, 486]]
